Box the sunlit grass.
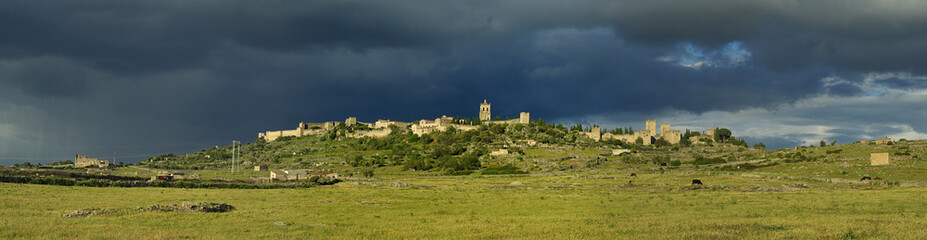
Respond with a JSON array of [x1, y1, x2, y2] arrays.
[[4, 172, 927, 239]]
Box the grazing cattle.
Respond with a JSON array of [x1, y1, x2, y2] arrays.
[[860, 176, 872, 181], [691, 179, 703, 185], [630, 173, 637, 177], [874, 177, 882, 181]]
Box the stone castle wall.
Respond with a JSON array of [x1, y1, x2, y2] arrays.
[[74, 154, 109, 168]]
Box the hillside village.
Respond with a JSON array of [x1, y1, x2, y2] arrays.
[[35, 100, 907, 185], [4, 100, 925, 240], [258, 99, 697, 145]]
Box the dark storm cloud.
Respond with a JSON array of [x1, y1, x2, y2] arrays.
[[0, 57, 100, 98], [2, 0, 927, 164]]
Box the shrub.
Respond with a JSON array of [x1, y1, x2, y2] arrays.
[[482, 164, 528, 175], [692, 156, 725, 165]]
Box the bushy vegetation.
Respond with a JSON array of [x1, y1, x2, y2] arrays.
[[482, 164, 528, 175]]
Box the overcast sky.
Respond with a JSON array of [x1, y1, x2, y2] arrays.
[[2, 1, 927, 165]]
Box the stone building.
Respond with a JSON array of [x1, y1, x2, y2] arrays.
[[519, 112, 530, 124], [584, 126, 603, 141], [345, 117, 357, 127], [74, 154, 109, 168], [411, 115, 479, 136], [269, 170, 287, 181], [645, 120, 657, 136], [479, 99, 491, 121], [660, 124, 682, 144], [271, 170, 339, 181], [259, 117, 380, 141], [254, 165, 268, 171], [374, 119, 411, 129], [689, 129, 717, 144], [597, 120, 682, 145]]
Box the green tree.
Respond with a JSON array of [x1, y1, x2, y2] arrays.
[[361, 169, 375, 178], [635, 137, 644, 145], [830, 140, 837, 146], [679, 136, 692, 147], [820, 140, 826, 147], [753, 142, 766, 150], [716, 128, 732, 143]]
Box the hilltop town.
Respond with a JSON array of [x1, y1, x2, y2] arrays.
[[3, 99, 925, 239], [258, 99, 704, 146]]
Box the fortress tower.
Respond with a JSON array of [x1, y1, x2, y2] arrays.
[[479, 99, 491, 121], [646, 120, 657, 136], [660, 123, 670, 135]]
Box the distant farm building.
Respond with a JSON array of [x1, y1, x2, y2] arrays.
[[151, 174, 174, 181], [270, 170, 339, 181], [254, 165, 268, 171], [270, 170, 287, 181], [871, 153, 891, 166], [307, 171, 340, 179], [74, 154, 110, 168]]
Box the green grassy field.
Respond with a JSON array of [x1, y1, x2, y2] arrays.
[[6, 139, 927, 239], [4, 170, 927, 239]]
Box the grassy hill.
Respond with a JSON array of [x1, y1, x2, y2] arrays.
[[127, 121, 927, 185], [4, 121, 927, 238]]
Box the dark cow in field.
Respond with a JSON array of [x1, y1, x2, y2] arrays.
[[691, 179, 703, 185], [874, 177, 883, 181], [860, 176, 872, 181], [630, 173, 637, 177]]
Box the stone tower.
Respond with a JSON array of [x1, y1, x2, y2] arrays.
[[519, 112, 530, 124], [660, 123, 670, 135], [479, 99, 491, 121], [646, 120, 657, 136]]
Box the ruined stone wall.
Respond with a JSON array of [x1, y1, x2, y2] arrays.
[[260, 128, 326, 142], [662, 130, 682, 144], [519, 112, 530, 124], [584, 126, 602, 141], [412, 123, 479, 136], [74, 154, 109, 168], [375, 120, 411, 129], [345, 117, 357, 126], [602, 133, 637, 144], [348, 128, 392, 138]]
